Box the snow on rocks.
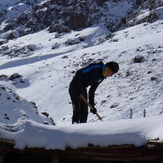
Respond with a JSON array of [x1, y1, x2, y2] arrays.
[[0, 84, 54, 125]]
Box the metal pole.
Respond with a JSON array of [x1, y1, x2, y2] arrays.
[[143, 109, 146, 118], [130, 109, 133, 119]]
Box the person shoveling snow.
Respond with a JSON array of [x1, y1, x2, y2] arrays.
[[69, 61, 119, 124]]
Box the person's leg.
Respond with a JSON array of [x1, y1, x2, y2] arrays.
[[72, 96, 81, 124], [80, 88, 88, 123], [69, 83, 81, 124]]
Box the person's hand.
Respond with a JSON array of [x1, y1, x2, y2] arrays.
[[90, 107, 97, 114]]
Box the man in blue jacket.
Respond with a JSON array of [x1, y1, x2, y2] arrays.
[[69, 61, 119, 124]]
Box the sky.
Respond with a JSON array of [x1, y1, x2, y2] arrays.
[[0, 0, 163, 150]]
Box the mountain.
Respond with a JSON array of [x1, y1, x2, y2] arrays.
[[1, 0, 162, 41], [0, 0, 163, 150]]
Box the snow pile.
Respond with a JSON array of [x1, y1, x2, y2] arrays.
[[0, 83, 53, 125], [1, 115, 163, 150]]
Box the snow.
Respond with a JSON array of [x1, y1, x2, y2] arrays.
[[1, 115, 163, 150], [0, 0, 46, 20], [0, 0, 45, 6], [0, 2, 163, 150], [105, 1, 134, 17]]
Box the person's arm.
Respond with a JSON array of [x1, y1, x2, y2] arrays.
[[89, 82, 100, 107], [74, 70, 83, 95]]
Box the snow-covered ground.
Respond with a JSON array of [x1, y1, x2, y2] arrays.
[[0, 13, 163, 149]]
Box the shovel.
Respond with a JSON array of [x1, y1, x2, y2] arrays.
[[80, 94, 102, 121]]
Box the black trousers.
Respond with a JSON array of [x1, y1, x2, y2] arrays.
[[69, 82, 88, 124]]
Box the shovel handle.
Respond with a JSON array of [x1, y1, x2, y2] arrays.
[[80, 94, 102, 121]]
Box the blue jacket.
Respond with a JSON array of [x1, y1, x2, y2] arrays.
[[71, 61, 105, 106]]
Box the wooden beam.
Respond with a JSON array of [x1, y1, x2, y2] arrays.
[[0, 138, 15, 149], [0, 139, 163, 162]]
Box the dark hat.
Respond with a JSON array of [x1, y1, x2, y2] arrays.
[[106, 62, 119, 73]]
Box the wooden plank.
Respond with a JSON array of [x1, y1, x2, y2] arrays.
[[0, 139, 163, 162], [0, 139, 15, 149], [64, 145, 163, 162]]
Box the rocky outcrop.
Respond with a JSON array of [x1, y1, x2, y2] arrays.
[[1, 0, 108, 34], [0, 0, 139, 39], [0, 44, 37, 58], [126, 0, 163, 27]]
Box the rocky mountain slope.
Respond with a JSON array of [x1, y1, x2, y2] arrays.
[[0, 0, 162, 42]]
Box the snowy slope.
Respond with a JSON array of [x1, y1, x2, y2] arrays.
[[0, 21, 162, 124], [0, 0, 44, 21], [0, 1, 163, 150]]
